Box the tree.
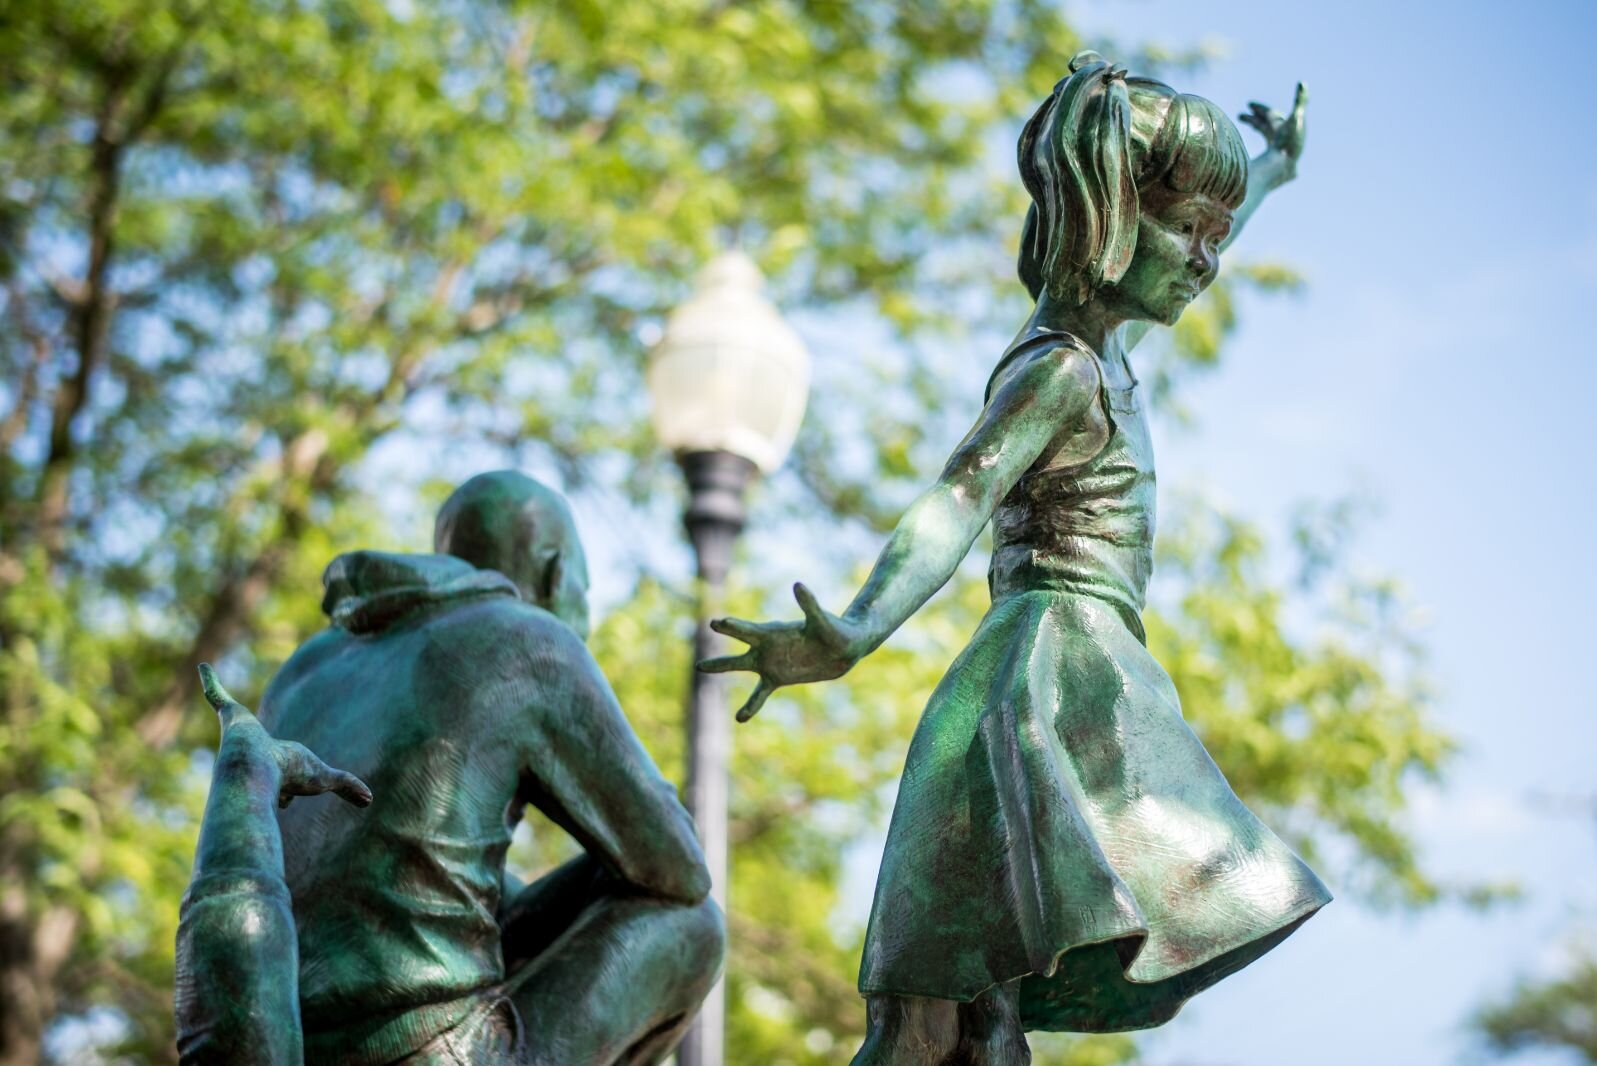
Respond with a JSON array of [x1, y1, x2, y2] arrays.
[[1473, 800, 1596, 1063], [0, 1, 1453, 1063], [1477, 956, 1597, 1062]]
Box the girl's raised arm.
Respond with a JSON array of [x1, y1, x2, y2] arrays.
[[701, 342, 1100, 721], [1121, 82, 1306, 355]]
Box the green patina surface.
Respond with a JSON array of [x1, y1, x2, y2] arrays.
[[703, 53, 1326, 1062], [175, 48, 1323, 1066], [175, 475, 725, 1065]]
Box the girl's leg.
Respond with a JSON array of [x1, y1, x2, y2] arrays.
[[851, 995, 960, 1066], [850, 985, 1031, 1066], [952, 982, 1030, 1065]]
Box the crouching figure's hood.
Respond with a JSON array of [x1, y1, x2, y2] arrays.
[[320, 551, 518, 634]]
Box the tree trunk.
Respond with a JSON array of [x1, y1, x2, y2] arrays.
[[0, 887, 76, 1066]]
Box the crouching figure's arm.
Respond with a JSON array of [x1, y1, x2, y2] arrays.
[[513, 632, 713, 908]]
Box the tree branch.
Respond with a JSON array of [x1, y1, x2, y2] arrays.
[[135, 429, 332, 747], [32, 72, 129, 561], [32, 21, 192, 565], [137, 233, 605, 747], [0, 285, 51, 460]]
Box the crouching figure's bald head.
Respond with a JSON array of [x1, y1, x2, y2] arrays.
[[434, 470, 591, 640]]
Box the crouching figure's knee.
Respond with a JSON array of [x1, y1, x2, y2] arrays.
[[665, 894, 726, 1005]]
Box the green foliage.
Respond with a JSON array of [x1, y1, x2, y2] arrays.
[[0, 548, 199, 1061], [1476, 953, 1597, 1062], [1473, 804, 1596, 1062], [0, 2, 1080, 1057], [1148, 499, 1453, 906], [0, 1, 1456, 1063]]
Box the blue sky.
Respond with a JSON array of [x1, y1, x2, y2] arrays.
[[1053, 1, 1596, 1062]]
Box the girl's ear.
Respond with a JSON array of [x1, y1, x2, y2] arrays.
[[1018, 55, 1138, 304]]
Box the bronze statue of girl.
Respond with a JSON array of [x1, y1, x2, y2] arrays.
[[703, 52, 1330, 1063]]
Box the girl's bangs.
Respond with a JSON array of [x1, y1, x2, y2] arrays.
[[1163, 95, 1249, 208]]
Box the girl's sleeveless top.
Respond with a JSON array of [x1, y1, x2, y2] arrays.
[[984, 328, 1156, 639]]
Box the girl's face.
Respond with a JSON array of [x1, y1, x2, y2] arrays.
[[1104, 183, 1234, 326]]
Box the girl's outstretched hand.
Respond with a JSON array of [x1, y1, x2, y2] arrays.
[[1240, 82, 1308, 185], [698, 583, 870, 722], [199, 663, 373, 809]]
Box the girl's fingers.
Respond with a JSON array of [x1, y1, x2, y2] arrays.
[[735, 679, 778, 723], [793, 582, 827, 628], [1239, 105, 1271, 137], [698, 651, 756, 674], [1287, 84, 1307, 152], [709, 616, 764, 644]]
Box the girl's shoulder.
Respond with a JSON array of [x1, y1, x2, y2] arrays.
[[985, 328, 1102, 404]]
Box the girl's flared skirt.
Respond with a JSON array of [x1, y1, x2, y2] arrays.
[[858, 590, 1331, 1032]]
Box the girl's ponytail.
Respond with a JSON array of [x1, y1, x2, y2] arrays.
[[1017, 51, 1138, 304]]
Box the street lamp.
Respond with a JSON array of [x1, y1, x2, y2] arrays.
[[646, 250, 810, 1066]]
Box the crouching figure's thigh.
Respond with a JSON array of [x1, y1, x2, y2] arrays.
[[506, 890, 725, 1066]]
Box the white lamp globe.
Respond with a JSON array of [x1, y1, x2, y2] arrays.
[[646, 250, 811, 474]]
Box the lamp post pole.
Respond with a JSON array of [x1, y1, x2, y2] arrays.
[[647, 249, 810, 1066], [675, 450, 755, 1066]]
